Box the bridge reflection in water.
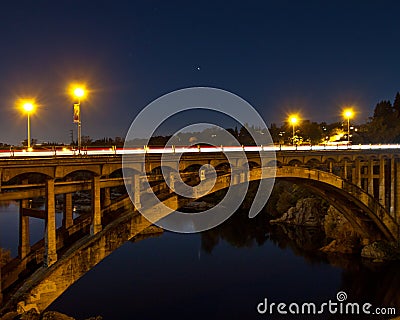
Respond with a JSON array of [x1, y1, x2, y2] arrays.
[[48, 210, 400, 319], [0, 148, 400, 315]]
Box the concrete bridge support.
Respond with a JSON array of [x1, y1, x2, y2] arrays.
[[396, 162, 400, 223], [62, 192, 73, 229], [169, 172, 175, 193], [103, 187, 111, 208], [132, 174, 141, 210], [368, 159, 374, 196], [354, 159, 361, 188], [91, 176, 102, 235], [231, 169, 240, 185], [18, 199, 30, 260], [379, 157, 385, 207], [390, 156, 395, 216], [45, 179, 57, 267], [18, 179, 30, 260], [240, 170, 249, 183]]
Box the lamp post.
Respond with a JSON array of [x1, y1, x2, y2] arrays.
[[72, 87, 85, 153], [343, 109, 354, 144], [22, 102, 35, 150], [289, 116, 298, 146]]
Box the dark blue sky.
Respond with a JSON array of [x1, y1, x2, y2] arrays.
[[1, 0, 399, 144]]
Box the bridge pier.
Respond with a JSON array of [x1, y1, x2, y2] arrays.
[[91, 176, 102, 235], [103, 187, 111, 208], [44, 179, 57, 267], [18, 199, 31, 259], [240, 170, 249, 183], [379, 156, 386, 207], [396, 162, 400, 223], [62, 193, 73, 229], [132, 174, 141, 210], [354, 159, 361, 188], [169, 172, 175, 193], [231, 170, 239, 185], [368, 159, 374, 196], [62, 178, 73, 229], [390, 156, 395, 216]]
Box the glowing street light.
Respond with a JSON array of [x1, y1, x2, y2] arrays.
[[74, 87, 85, 99], [71, 86, 86, 153], [289, 115, 298, 145], [21, 101, 35, 150], [343, 108, 354, 144]]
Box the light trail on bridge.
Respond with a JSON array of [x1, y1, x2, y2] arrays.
[[0, 144, 400, 158]]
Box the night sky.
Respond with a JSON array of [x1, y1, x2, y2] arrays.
[[1, 0, 399, 144]]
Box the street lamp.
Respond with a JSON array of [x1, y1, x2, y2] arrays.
[[343, 109, 354, 144], [72, 87, 86, 153], [22, 102, 35, 150], [289, 115, 298, 145]]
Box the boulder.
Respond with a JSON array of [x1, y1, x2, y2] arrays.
[[320, 239, 358, 254], [270, 198, 325, 227], [41, 311, 75, 320], [361, 241, 400, 261], [324, 206, 354, 239]]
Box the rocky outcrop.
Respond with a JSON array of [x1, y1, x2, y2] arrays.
[[320, 239, 359, 254], [361, 241, 400, 262], [270, 198, 325, 227], [41, 311, 75, 320], [271, 198, 364, 255], [320, 206, 361, 254], [324, 206, 355, 239]]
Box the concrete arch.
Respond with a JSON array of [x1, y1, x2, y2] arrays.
[[284, 157, 304, 165], [147, 165, 177, 177], [214, 162, 231, 175], [288, 159, 302, 167], [186, 166, 398, 241], [354, 155, 365, 161], [340, 156, 352, 162], [305, 158, 321, 166], [3, 171, 53, 185], [270, 167, 397, 240], [119, 167, 142, 177], [367, 155, 379, 161], [2, 168, 55, 183], [57, 166, 101, 179], [266, 160, 283, 167], [243, 161, 260, 169], [181, 163, 203, 173], [323, 157, 336, 164], [63, 169, 100, 180], [101, 163, 124, 176]]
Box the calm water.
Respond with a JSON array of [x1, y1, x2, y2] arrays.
[[1, 201, 399, 319]]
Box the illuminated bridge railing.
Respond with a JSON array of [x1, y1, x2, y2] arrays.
[[1, 144, 400, 158]]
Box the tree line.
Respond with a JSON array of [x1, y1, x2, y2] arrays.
[[2, 92, 399, 148], [62, 90, 400, 147]]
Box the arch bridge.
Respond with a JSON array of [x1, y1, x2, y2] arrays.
[[0, 148, 399, 314]]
